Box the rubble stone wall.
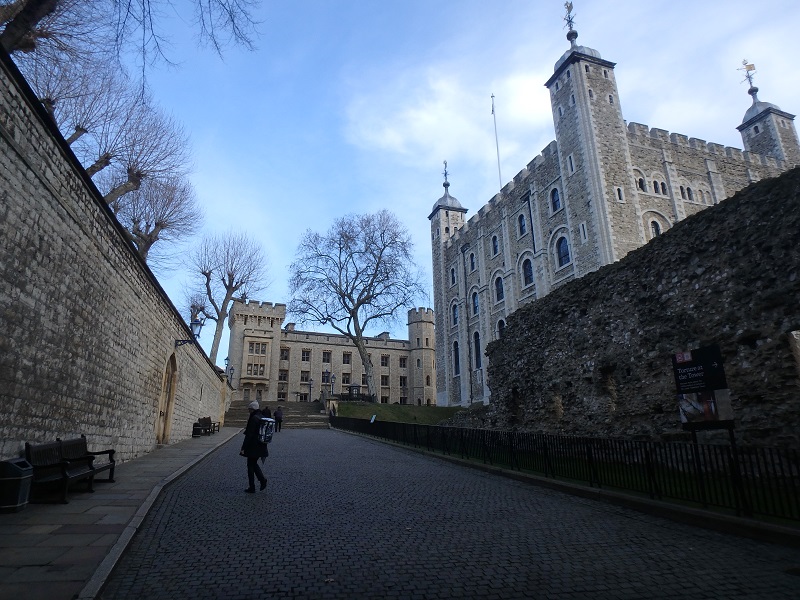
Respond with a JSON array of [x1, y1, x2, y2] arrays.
[[486, 168, 800, 448]]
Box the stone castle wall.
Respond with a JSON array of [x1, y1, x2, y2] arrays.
[[0, 52, 226, 461], [485, 168, 800, 448]]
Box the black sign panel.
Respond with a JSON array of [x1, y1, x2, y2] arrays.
[[672, 344, 728, 394]]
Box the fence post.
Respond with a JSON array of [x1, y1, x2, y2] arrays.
[[728, 428, 752, 518], [542, 436, 553, 478], [690, 430, 708, 508], [586, 441, 597, 488], [644, 447, 659, 500]]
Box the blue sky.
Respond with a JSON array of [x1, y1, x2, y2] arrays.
[[143, 0, 800, 363]]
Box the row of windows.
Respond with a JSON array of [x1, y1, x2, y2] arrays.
[[282, 370, 430, 388], [638, 177, 668, 196], [248, 342, 267, 355], [279, 348, 409, 368], [634, 177, 712, 205], [247, 391, 430, 405], [554, 65, 610, 93], [449, 253, 559, 327], [246, 363, 265, 376], [452, 332, 483, 375]]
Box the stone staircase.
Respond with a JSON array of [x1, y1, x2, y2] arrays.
[[224, 398, 330, 429]]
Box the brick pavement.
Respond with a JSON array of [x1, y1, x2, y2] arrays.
[[0, 428, 240, 600], [98, 429, 800, 599]]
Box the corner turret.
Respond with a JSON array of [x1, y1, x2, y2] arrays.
[[736, 61, 800, 167]]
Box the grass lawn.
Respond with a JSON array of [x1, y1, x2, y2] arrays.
[[335, 401, 465, 426]]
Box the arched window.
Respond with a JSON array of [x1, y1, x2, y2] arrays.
[[661, 182, 667, 195], [638, 178, 646, 192], [518, 214, 527, 236], [452, 341, 460, 375], [469, 253, 475, 271], [556, 237, 571, 267], [474, 332, 482, 369], [472, 292, 479, 315], [608, 95, 614, 104], [617, 188, 623, 201], [450, 268, 456, 285], [426, 375, 430, 386], [522, 258, 534, 286], [653, 181, 659, 194], [498, 320, 506, 338], [651, 221, 661, 238], [417, 359, 421, 368], [495, 277, 504, 301], [551, 188, 561, 212], [589, 89, 594, 99], [492, 235, 499, 255], [451, 304, 458, 326], [687, 187, 694, 201]]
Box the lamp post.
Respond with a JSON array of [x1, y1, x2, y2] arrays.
[[309, 378, 314, 402], [331, 374, 336, 396], [175, 318, 205, 347]]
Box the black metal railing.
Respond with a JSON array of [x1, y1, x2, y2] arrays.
[[329, 417, 800, 522]]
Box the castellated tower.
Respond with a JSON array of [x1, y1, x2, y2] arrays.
[[228, 299, 287, 405], [427, 5, 799, 408], [737, 73, 800, 168], [428, 172, 467, 406], [407, 307, 436, 406], [544, 21, 642, 270]]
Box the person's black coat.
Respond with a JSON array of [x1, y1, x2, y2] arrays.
[[241, 410, 269, 459]]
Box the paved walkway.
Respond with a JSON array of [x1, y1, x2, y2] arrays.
[[93, 429, 800, 599], [0, 428, 240, 600]]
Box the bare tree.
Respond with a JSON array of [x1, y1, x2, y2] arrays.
[[0, 0, 259, 58], [109, 175, 203, 265], [288, 210, 427, 401], [191, 231, 269, 363], [15, 52, 133, 147], [99, 102, 192, 204]]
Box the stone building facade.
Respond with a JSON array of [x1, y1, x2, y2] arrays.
[[0, 52, 226, 462], [485, 168, 800, 449], [227, 300, 436, 406], [429, 20, 799, 407]]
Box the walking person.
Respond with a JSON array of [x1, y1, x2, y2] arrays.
[[240, 401, 268, 493], [274, 406, 283, 432]]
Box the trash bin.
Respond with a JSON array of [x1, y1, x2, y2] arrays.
[[0, 458, 33, 513]]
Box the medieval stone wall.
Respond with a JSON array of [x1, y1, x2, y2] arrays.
[[485, 168, 800, 448], [0, 53, 226, 462]]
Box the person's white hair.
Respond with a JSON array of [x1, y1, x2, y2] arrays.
[[247, 401, 259, 410]]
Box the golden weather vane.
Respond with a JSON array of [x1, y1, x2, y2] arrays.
[[739, 59, 756, 86]]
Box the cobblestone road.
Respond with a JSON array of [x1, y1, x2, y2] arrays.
[[98, 429, 800, 599]]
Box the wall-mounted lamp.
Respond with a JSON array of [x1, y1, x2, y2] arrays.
[[175, 318, 204, 347]]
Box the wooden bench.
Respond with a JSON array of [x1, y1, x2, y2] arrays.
[[25, 440, 95, 504], [198, 417, 220, 435], [58, 435, 115, 483]]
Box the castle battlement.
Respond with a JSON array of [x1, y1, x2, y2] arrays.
[[408, 307, 435, 321], [627, 121, 784, 168], [229, 299, 287, 327]]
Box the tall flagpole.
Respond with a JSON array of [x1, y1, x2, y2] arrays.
[[491, 94, 502, 189]]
